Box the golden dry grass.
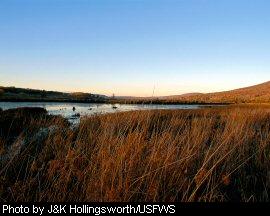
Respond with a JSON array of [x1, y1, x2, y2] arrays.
[[1, 105, 270, 202]]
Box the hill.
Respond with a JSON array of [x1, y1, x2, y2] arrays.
[[158, 92, 203, 100], [111, 81, 270, 104], [0, 86, 108, 103], [1, 81, 270, 104], [172, 81, 270, 104]]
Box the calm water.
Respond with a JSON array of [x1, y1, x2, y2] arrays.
[[0, 102, 209, 123]]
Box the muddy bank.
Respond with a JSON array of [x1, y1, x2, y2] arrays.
[[0, 107, 69, 147]]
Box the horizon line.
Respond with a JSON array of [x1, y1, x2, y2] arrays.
[[1, 80, 269, 98]]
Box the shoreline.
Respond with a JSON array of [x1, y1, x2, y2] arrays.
[[0, 99, 232, 106]]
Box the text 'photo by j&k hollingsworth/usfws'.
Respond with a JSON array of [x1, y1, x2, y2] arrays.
[[1, 0, 270, 211]]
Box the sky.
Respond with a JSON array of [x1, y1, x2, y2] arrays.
[[0, 0, 270, 97]]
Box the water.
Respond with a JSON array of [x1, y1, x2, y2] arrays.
[[0, 102, 210, 123]]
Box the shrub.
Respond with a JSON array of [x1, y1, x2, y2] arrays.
[[0, 89, 4, 96]]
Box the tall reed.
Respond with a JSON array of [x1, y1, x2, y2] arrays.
[[1, 105, 270, 202]]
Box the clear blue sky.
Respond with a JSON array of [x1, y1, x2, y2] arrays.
[[1, 0, 270, 96]]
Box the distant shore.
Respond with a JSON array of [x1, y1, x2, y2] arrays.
[[2, 82, 270, 105], [0, 98, 232, 106], [0, 98, 107, 104]]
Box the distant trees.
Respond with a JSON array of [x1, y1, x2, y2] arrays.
[[0, 89, 4, 97], [41, 90, 47, 98], [70, 92, 91, 100]]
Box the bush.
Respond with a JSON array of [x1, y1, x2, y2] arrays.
[[0, 89, 4, 96]]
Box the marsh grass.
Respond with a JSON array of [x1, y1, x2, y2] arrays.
[[1, 105, 270, 202]]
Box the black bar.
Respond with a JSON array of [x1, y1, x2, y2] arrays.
[[0, 203, 268, 215]]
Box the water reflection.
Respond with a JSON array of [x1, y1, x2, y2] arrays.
[[0, 102, 207, 123]]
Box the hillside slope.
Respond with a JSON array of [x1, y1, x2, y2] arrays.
[[161, 81, 270, 104], [0, 86, 108, 103], [1, 81, 270, 104], [112, 81, 270, 104]]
